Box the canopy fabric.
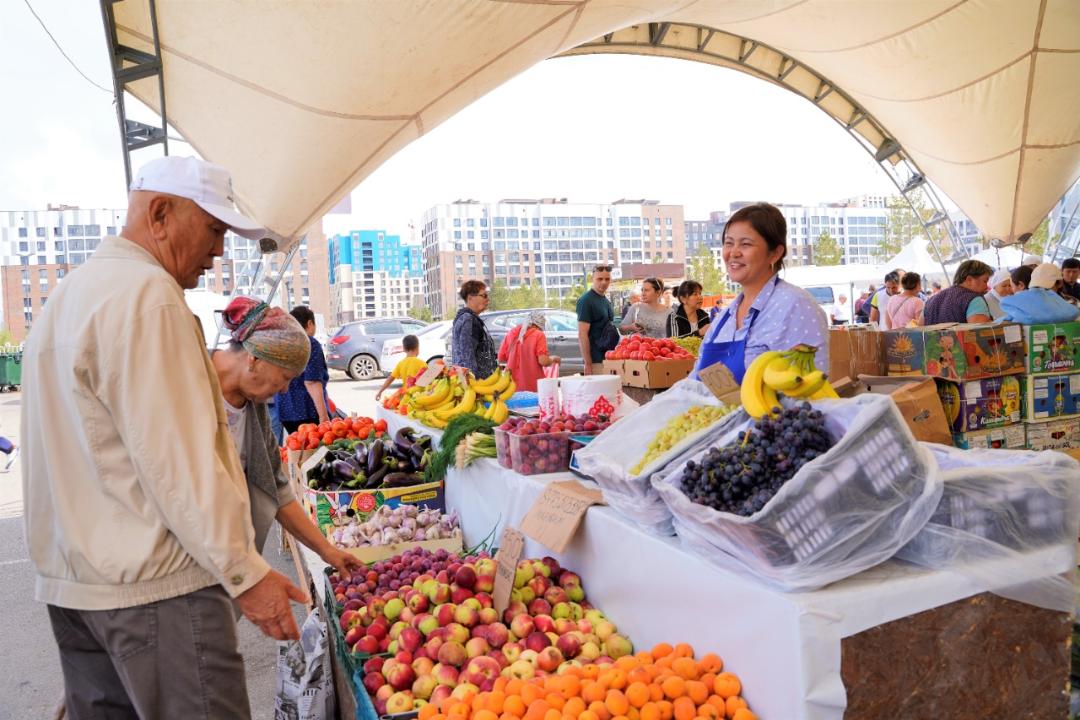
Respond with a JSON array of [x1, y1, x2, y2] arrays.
[[111, 0, 1080, 245], [883, 238, 950, 280]]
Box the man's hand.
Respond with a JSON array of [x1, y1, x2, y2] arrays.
[[322, 547, 365, 580], [236, 569, 309, 641]]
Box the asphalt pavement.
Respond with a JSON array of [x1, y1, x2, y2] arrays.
[[0, 371, 383, 719]]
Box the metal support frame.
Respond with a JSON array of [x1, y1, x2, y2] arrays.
[[100, 0, 169, 188], [567, 23, 967, 276]]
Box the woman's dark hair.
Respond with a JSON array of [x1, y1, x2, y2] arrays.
[[459, 279, 486, 302], [676, 280, 702, 299], [402, 334, 419, 352], [1011, 264, 1034, 290], [901, 272, 921, 291], [643, 277, 664, 294], [290, 305, 315, 329], [723, 202, 787, 269], [952, 259, 993, 286]]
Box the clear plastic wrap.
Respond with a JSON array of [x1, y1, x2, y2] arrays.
[[573, 379, 740, 535], [895, 443, 1080, 613], [652, 394, 944, 591]]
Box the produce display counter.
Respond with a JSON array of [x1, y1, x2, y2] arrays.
[[361, 409, 1074, 719]]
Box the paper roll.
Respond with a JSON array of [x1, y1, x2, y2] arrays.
[[536, 378, 560, 420], [559, 375, 622, 418]]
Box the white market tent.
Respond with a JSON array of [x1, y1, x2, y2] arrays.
[[882, 238, 951, 284], [104, 1, 1080, 249], [967, 244, 1044, 269]]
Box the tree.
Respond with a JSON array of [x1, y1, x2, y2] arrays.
[[489, 279, 546, 311], [407, 303, 433, 323], [686, 244, 725, 294], [875, 191, 955, 262], [812, 231, 843, 265], [559, 279, 587, 311], [651, 254, 663, 264], [1024, 216, 1059, 258]]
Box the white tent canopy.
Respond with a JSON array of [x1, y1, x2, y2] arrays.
[[110, 1, 1080, 245], [967, 245, 1043, 269], [883, 238, 950, 282]]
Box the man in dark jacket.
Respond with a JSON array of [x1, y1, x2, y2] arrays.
[[451, 280, 498, 378]]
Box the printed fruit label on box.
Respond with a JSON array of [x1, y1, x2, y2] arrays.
[[952, 424, 1027, 450], [1025, 322, 1080, 374], [886, 323, 1025, 381], [937, 376, 1023, 432], [1025, 417, 1080, 451], [1026, 372, 1080, 420]]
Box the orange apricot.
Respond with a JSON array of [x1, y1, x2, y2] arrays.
[[730, 707, 756, 720], [696, 705, 721, 720], [588, 700, 611, 720], [661, 676, 686, 700], [724, 696, 747, 718], [648, 683, 664, 702], [419, 704, 439, 720], [582, 665, 601, 680], [544, 709, 562, 720], [547, 693, 567, 711], [672, 697, 696, 720], [656, 700, 674, 720], [487, 692, 507, 715], [651, 643, 674, 660], [615, 656, 640, 673], [582, 681, 607, 704], [506, 680, 525, 697], [449, 702, 472, 718], [521, 683, 546, 706], [672, 644, 694, 659], [606, 670, 628, 691], [704, 696, 725, 713], [684, 681, 709, 706], [671, 658, 698, 681], [697, 654, 723, 675], [578, 711, 599, 720], [712, 674, 741, 700], [625, 682, 650, 709], [639, 703, 660, 720], [504, 695, 527, 718], [564, 697, 587, 718], [475, 710, 499, 720], [605, 690, 630, 717], [524, 701, 551, 720]]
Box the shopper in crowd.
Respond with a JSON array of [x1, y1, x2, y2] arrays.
[[694, 202, 828, 382], [853, 288, 871, 324], [885, 272, 925, 329], [621, 277, 671, 338], [620, 291, 640, 320], [1061, 258, 1080, 302], [922, 259, 994, 325], [375, 334, 428, 402], [869, 270, 902, 329], [668, 280, 711, 338], [214, 297, 362, 576], [576, 264, 619, 375], [1000, 263, 1080, 324], [498, 309, 560, 392], [831, 294, 851, 326], [984, 268, 1014, 319], [275, 305, 330, 434], [452, 279, 497, 378], [21, 156, 306, 718], [930, 281, 943, 294], [1011, 264, 1035, 292]]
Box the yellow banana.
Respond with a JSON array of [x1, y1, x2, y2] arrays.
[[490, 370, 512, 394], [740, 351, 782, 418], [809, 382, 839, 400], [786, 370, 826, 398], [498, 379, 517, 400], [483, 398, 498, 421], [490, 398, 509, 424], [762, 356, 802, 392], [470, 370, 503, 394], [424, 414, 448, 429], [414, 379, 450, 407], [434, 388, 477, 420]]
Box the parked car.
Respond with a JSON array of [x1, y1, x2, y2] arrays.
[[380, 320, 453, 375], [326, 317, 429, 379], [447, 308, 585, 375]]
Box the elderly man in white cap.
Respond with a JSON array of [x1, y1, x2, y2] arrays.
[[984, 268, 1014, 319], [22, 156, 307, 719], [1000, 262, 1080, 324]]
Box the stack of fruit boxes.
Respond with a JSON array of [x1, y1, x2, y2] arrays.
[[883, 323, 1027, 449], [1020, 321, 1080, 452]]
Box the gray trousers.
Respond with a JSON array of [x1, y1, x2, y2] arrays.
[[48, 585, 251, 720]]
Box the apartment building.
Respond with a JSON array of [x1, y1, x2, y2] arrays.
[[419, 199, 686, 319], [329, 230, 423, 325]]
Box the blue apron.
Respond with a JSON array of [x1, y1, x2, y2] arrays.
[[695, 277, 778, 383]]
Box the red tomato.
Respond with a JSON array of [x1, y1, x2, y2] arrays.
[[321, 432, 335, 445], [374, 419, 388, 432], [285, 436, 302, 451], [360, 427, 372, 440], [643, 351, 656, 361]]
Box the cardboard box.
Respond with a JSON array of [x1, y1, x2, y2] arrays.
[[828, 327, 885, 383], [952, 425, 1027, 450], [884, 322, 1026, 381], [1024, 371, 1080, 421], [1024, 417, 1080, 451], [855, 375, 953, 445], [935, 376, 1023, 432], [605, 358, 695, 389], [329, 534, 463, 563], [303, 481, 446, 530], [1022, 321, 1080, 374]]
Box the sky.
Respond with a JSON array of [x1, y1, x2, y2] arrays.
[[2, 0, 898, 241]]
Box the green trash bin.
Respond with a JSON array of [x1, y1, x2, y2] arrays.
[[0, 354, 21, 388]]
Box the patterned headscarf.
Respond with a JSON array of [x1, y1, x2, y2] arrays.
[[518, 310, 546, 346], [222, 296, 310, 375]]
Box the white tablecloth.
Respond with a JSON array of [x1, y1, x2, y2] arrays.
[[373, 408, 1076, 720]]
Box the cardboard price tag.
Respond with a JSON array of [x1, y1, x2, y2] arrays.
[[698, 362, 741, 406], [299, 446, 330, 480], [493, 527, 525, 614], [519, 481, 605, 553], [414, 360, 445, 388]]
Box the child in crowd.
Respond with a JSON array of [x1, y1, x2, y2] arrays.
[[375, 334, 427, 401]]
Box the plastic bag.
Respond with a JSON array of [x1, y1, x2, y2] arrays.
[[652, 394, 944, 591], [895, 443, 1080, 613], [574, 379, 737, 535], [275, 606, 335, 720]]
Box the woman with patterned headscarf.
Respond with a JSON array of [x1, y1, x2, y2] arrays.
[[497, 309, 561, 391], [212, 296, 361, 577]]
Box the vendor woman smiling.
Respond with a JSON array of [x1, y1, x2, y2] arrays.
[[694, 202, 828, 382]]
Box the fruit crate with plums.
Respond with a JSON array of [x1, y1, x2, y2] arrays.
[[495, 415, 611, 476]]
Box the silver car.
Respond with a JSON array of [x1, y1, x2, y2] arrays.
[[326, 317, 429, 379]]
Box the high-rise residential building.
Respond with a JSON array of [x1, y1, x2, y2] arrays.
[[328, 230, 423, 325], [419, 199, 687, 319], [0, 207, 330, 341]]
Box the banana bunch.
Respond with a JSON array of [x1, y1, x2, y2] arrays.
[[408, 368, 516, 429], [740, 345, 839, 419]]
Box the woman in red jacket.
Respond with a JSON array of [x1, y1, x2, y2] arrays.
[[498, 310, 561, 391]]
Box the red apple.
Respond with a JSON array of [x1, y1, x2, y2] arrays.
[[460, 655, 501, 687], [454, 605, 480, 628], [344, 626, 364, 647], [524, 632, 551, 653], [412, 656, 434, 676], [478, 608, 499, 625], [354, 635, 379, 655], [502, 601, 528, 625], [536, 646, 564, 673], [435, 604, 457, 627], [465, 636, 490, 658], [454, 565, 477, 589], [556, 633, 581, 659], [432, 662, 459, 688], [430, 685, 453, 705], [437, 641, 468, 668], [509, 615, 534, 639], [412, 674, 437, 700], [386, 691, 414, 714], [385, 662, 416, 692], [450, 587, 474, 605], [533, 614, 556, 634], [484, 622, 509, 649], [502, 642, 523, 664], [544, 586, 569, 606], [528, 599, 552, 617], [362, 671, 385, 695]]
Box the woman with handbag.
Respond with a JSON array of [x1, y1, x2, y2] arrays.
[[884, 272, 925, 329]]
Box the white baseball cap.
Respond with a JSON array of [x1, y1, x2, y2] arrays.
[[130, 156, 265, 239], [1030, 262, 1062, 290]]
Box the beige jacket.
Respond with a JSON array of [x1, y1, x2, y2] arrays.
[[21, 236, 271, 610]]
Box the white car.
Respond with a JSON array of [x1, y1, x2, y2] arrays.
[[380, 320, 453, 374]]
